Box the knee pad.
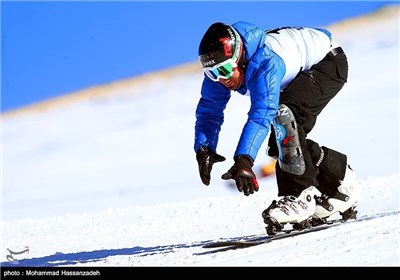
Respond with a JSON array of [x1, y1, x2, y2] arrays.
[[272, 104, 305, 175]]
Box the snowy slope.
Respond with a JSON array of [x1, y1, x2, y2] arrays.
[[1, 5, 399, 267]]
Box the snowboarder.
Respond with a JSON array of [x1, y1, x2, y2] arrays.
[[194, 22, 360, 233]]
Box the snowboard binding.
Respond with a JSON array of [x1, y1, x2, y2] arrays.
[[263, 215, 315, 236], [263, 203, 358, 236]]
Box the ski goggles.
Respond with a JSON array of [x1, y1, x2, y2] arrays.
[[202, 58, 237, 82]]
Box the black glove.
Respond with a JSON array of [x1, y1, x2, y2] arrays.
[[196, 146, 226, 186], [221, 156, 259, 196]]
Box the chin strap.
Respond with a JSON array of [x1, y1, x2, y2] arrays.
[[238, 50, 247, 70]]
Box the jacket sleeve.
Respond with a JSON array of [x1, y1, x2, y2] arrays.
[[194, 75, 231, 153], [234, 50, 285, 160]]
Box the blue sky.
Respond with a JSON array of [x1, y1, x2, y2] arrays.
[[1, 1, 395, 112]]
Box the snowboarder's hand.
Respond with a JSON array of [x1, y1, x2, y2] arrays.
[[221, 156, 259, 196], [196, 146, 226, 186]]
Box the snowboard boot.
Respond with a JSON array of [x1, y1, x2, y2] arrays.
[[262, 186, 321, 235], [314, 165, 360, 224]]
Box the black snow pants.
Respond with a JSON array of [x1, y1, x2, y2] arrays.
[[267, 47, 349, 197]]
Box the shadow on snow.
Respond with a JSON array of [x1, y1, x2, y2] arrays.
[[0, 238, 219, 267]]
